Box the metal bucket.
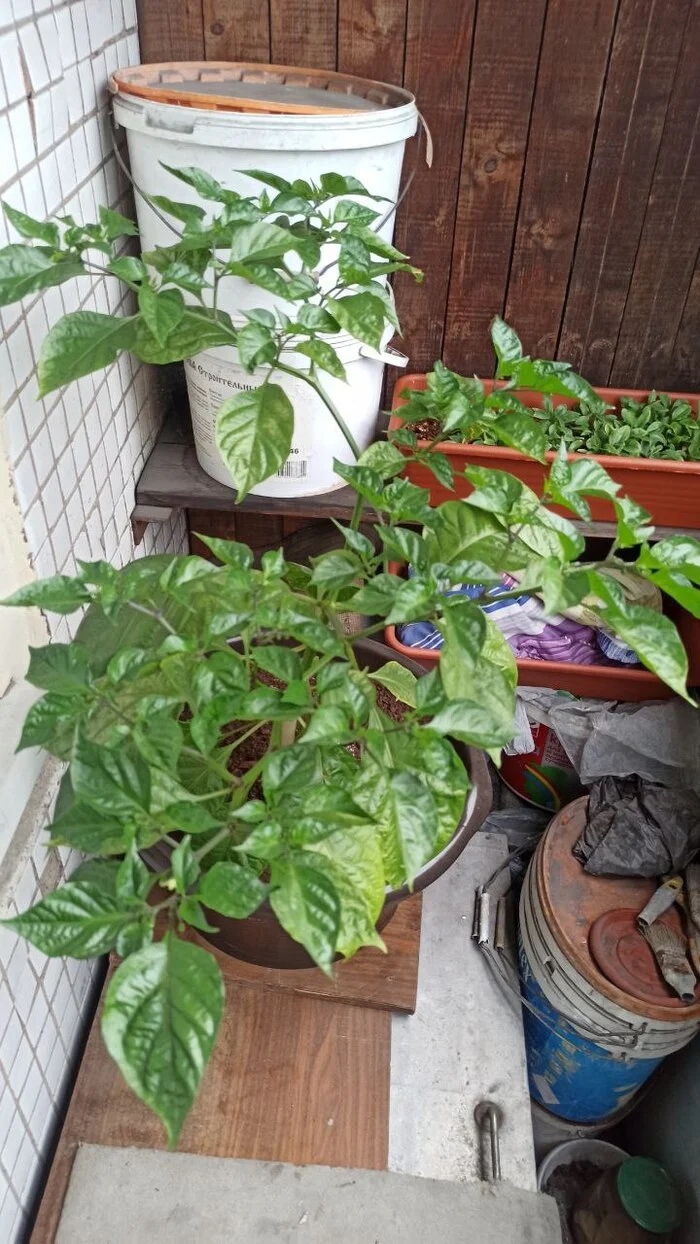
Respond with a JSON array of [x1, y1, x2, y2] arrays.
[[519, 799, 700, 1123]]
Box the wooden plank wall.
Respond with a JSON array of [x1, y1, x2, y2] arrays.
[[137, 0, 700, 391]]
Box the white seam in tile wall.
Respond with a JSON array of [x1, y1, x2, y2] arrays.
[[0, 4, 188, 1239]]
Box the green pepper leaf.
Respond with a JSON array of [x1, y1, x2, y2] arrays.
[[116, 842, 152, 904], [38, 311, 138, 396], [161, 164, 224, 201], [253, 644, 303, 682], [592, 575, 691, 700], [101, 934, 224, 1147], [1, 882, 144, 957], [216, 383, 293, 500], [269, 855, 340, 973], [2, 574, 91, 614], [137, 285, 185, 347], [295, 338, 346, 380], [99, 205, 139, 239], [308, 825, 385, 958], [25, 642, 91, 693], [491, 317, 523, 368], [369, 661, 418, 708], [490, 410, 547, 462], [17, 692, 81, 758], [47, 802, 132, 854], [3, 202, 60, 246], [236, 321, 277, 371], [197, 862, 267, 918], [71, 733, 151, 818], [338, 232, 372, 284], [326, 292, 387, 351], [0, 244, 85, 306]]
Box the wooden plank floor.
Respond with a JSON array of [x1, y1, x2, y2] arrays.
[[32, 984, 391, 1243], [30, 903, 422, 1242]]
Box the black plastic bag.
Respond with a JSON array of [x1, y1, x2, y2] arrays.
[[574, 775, 700, 877]]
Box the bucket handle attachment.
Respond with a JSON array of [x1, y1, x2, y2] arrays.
[[359, 345, 408, 367]]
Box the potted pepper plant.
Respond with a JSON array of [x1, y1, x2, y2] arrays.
[[2, 169, 700, 1150], [388, 319, 700, 527]]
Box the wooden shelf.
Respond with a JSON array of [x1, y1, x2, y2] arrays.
[[134, 411, 375, 522], [134, 412, 700, 541]]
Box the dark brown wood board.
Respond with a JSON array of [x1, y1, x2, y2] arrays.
[[610, 0, 700, 389], [135, 0, 205, 63], [270, 0, 338, 69], [442, 0, 547, 375], [136, 426, 375, 520], [192, 894, 422, 1014], [671, 260, 700, 392], [203, 0, 271, 61], [504, 0, 620, 359], [31, 974, 391, 1243], [337, 0, 408, 86], [392, 1, 477, 372], [133, 1, 700, 390], [559, 0, 691, 384]]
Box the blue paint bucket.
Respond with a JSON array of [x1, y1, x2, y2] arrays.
[[518, 802, 700, 1124], [519, 938, 664, 1121]]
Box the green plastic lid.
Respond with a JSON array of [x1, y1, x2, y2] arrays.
[[616, 1158, 682, 1235]]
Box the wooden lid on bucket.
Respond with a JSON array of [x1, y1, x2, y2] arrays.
[[110, 62, 414, 116]]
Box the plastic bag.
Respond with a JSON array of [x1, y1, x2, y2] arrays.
[[574, 774, 700, 876], [516, 689, 700, 794]]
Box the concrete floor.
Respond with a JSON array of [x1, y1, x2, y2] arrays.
[[389, 831, 537, 1190], [56, 1146, 562, 1243]]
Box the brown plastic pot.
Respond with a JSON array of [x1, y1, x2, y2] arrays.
[[383, 563, 700, 702], [389, 374, 700, 528], [193, 638, 492, 969]]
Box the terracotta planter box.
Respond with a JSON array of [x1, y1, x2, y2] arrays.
[[389, 376, 700, 528], [384, 563, 700, 702]]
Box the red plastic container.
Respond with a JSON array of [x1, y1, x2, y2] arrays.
[[384, 563, 700, 701], [389, 375, 700, 528]]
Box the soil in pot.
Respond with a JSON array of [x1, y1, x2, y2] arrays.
[[544, 1160, 603, 1244]]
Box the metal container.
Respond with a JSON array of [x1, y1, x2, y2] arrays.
[[519, 799, 700, 1122]]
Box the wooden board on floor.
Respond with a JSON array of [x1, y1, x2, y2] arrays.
[[194, 895, 422, 1014], [31, 971, 391, 1243]]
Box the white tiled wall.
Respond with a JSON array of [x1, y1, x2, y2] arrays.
[[0, 2, 188, 1239]]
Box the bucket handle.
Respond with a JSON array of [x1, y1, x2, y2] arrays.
[[482, 938, 644, 1052], [359, 345, 408, 366]]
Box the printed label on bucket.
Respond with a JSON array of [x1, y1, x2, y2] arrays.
[[184, 356, 310, 481]]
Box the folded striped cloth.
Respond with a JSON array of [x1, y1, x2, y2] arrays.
[[397, 572, 634, 667]]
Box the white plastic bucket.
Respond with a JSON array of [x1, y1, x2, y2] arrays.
[[536, 1139, 628, 1192], [183, 336, 403, 495], [112, 66, 418, 496]]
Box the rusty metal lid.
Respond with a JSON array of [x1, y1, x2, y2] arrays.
[[589, 907, 699, 1009], [111, 62, 414, 116], [536, 797, 700, 1021]]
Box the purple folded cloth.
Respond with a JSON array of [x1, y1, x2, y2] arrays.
[[509, 617, 611, 665]]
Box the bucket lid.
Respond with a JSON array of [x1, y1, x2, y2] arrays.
[[589, 908, 699, 1009], [616, 1158, 682, 1234], [111, 62, 414, 117]]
